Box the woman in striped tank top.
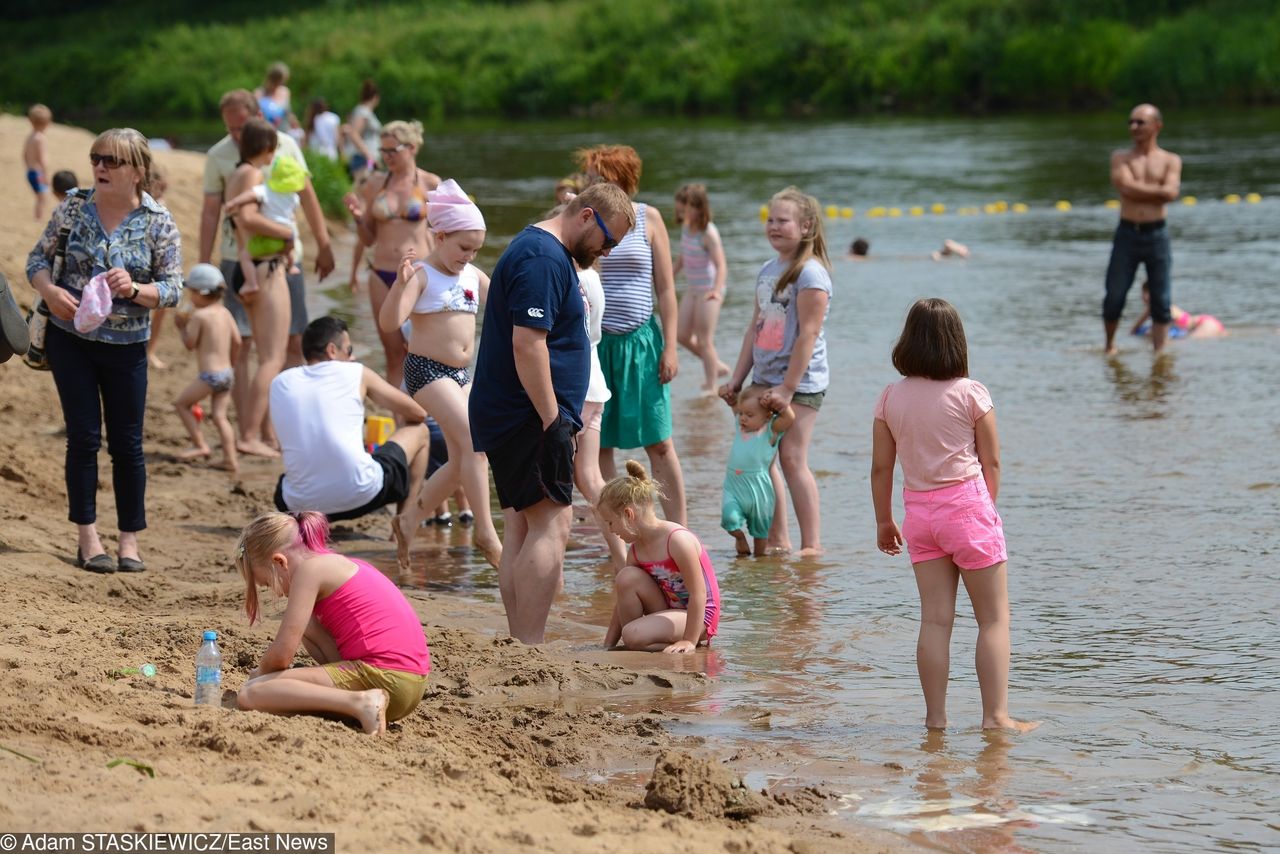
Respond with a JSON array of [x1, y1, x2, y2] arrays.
[[576, 144, 687, 526], [673, 183, 729, 394]]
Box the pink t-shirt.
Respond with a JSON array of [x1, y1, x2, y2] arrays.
[[312, 559, 431, 675], [874, 377, 993, 492]]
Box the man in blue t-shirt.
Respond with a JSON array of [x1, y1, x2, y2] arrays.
[[470, 184, 635, 644]]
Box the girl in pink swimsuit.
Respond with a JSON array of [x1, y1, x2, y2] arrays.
[[234, 511, 431, 735], [597, 460, 722, 653]]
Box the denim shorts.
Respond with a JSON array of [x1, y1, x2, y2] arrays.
[[1103, 220, 1171, 324]]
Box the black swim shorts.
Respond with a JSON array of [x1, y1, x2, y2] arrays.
[[486, 413, 577, 511]]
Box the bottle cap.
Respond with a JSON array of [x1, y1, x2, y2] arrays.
[[203, 630, 218, 641]]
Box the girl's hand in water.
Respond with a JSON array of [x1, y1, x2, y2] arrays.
[[664, 639, 696, 654], [717, 383, 739, 406], [877, 521, 903, 556], [397, 248, 418, 285]]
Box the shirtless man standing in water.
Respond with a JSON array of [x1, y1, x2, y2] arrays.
[[1103, 103, 1183, 355]]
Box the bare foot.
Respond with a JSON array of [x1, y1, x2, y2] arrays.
[[148, 353, 167, 370], [176, 445, 212, 461], [236, 439, 280, 458], [797, 545, 825, 557], [765, 540, 792, 555], [731, 530, 750, 556], [717, 361, 730, 376], [475, 532, 503, 569], [354, 689, 388, 735], [216, 457, 240, 475], [1105, 346, 1119, 356], [390, 514, 412, 577], [984, 717, 1042, 734], [698, 386, 719, 398]]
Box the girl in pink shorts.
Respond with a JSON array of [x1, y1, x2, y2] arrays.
[[870, 298, 1037, 733]]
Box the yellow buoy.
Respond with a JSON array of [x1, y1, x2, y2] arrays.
[[983, 203, 998, 215], [1104, 199, 1120, 209], [825, 205, 838, 218], [1245, 192, 1262, 203], [1181, 196, 1197, 206], [1054, 200, 1072, 212], [993, 200, 1008, 212], [888, 207, 902, 217], [930, 203, 945, 215], [1224, 194, 1241, 204], [1011, 202, 1029, 213], [841, 207, 854, 218], [759, 205, 769, 221], [867, 206, 886, 218], [909, 206, 924, 217]]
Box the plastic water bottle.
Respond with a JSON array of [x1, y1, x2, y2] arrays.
[[194, 631, 223, 707]]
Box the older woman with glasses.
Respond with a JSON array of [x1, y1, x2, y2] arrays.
[[26, 129, 182, 573], [344, 120, 440, 389]]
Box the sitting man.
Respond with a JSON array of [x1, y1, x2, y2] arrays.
[[271, 316, 429, 521]]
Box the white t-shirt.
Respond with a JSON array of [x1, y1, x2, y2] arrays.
[[203, 131, 309, 265], [578, 267, 611, 404], [308, 111, 341, 160], [271, 361, 382, 514]]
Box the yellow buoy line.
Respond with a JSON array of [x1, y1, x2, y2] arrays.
[[761, 193, 1264, 220]]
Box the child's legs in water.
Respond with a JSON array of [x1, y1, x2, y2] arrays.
[[958, 561, 1019, 729], [766, 458, 791, 551], [574, 412, 627, 567], [676, 289, 700, 353], [691, 293, 723, 390], [613, 566, 672, 648], [778, 402, 821, 553], [913, 557, 960, 729]]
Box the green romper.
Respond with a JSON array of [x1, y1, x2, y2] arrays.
[[720, 416, 783, 539]]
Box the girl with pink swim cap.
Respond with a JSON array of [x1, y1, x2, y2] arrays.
[[871, 298, 1039, 734]]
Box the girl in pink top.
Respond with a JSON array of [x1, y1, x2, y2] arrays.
[[870, 298, 1037, 734], [235, 511, 431, 735], [598, 460, 722, 653]]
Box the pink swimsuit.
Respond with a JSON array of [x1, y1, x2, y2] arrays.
[[312, 559, 431, 675], [630, 528, 722, 638]]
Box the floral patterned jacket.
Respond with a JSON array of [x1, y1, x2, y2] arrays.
[[26, 189, 182, 345]]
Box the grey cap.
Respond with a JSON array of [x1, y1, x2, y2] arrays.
[[185, 263, 226, 294]]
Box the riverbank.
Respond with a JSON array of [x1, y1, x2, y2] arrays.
[[0, 116, 912, 851]]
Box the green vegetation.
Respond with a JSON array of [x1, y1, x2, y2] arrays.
[[303, 149, 352, 222], [2, 0, 1278, 122]]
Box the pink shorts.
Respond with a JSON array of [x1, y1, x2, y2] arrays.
[[901, 478, 1007, 570], [580, 400, 604, 432]]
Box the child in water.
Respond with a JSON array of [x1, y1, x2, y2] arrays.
[[173, 264, 242, 473], [870, 298, 1037, 733], [599, 461, 722, 653], [235, 511, 431, 735], [673, 183, 729, 393], [1131, 280, 1225, 339], [721, 385, 795, 556]]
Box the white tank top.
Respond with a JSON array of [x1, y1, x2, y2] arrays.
[[270, 360, 382, 514], [412, 261, 481, 314], [578, 267, 611, 404]]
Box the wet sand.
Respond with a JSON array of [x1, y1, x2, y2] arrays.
[[0, 114, 911, 851]]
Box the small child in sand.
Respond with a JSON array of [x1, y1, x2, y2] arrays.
[[173, 264, 242, 473], [223, 119, 304, 300], [23, 104, 52, 220], [235, 511, 431, 735], [51, 170, 79, 202], [870, 297, 1037, 733], [721, 385, 795, 556], [599, 461, 722, 654]]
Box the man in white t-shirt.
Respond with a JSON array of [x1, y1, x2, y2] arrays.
[[271, 316, 430, 522], [199, 89, 337, 426]]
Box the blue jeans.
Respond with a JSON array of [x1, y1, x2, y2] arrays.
[[1103, 220, 1172, 323], [46, 323, 149, 531]]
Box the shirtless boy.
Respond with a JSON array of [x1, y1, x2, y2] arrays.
[[23, 104, 52, 220], [1103, 103, 1183, 355], [173, 264, 243, 473]]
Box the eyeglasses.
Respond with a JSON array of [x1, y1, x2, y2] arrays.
[[379, 143, 409, 156], [589, 208, 618, 250], [1128, 118, 1147, 126], [90, 153, 127, 169]]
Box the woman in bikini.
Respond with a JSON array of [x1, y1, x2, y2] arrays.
[[379, 181, 502, 570], [344, 120, 440, 390]]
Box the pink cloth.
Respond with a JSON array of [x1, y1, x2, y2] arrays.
[[74, 273, 113, 333], [874, 377, 992, 492], [629, 527, 722, 638], [902, 478, 1006, 569], [311, 558, 431, 675], [427, 178, 485, 234]]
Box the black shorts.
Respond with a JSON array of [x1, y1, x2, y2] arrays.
[[486, 414, 577, 511], [274, 442, 411, 522]]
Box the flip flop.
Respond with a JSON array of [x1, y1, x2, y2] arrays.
[[0, 270, 31, 364], [77, 548, 116, 574]]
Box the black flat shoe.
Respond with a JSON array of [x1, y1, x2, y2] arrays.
[[117, 557, 146, 573], [77, 548, 116, 574]]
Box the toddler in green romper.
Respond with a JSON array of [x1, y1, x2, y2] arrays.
[[721, 387, 795, 556]]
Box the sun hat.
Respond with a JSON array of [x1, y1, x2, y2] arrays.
[[185, 263, 226, 294]]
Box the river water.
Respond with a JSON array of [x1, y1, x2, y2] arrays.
[[315, 111, 1280, 851]]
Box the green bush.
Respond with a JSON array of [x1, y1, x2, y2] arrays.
[[303, 149, 352, 223]]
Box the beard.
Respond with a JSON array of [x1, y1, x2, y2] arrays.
[[569, 233, 599, 269]]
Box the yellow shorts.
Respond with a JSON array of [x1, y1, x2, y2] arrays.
[[322, 660, 428, 723]]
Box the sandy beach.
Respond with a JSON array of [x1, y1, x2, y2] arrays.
[[0, 114, 908, 852]]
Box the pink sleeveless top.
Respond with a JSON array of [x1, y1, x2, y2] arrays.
[[312, 558, 431, 675], [630, 527, 722, 638]]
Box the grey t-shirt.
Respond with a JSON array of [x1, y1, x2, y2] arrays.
[[751, 256, 832, 393]]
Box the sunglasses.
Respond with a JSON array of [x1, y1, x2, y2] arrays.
[[89, 153, 127, 169], [590, 208, 618, 250], [378, 143, 409, 156]]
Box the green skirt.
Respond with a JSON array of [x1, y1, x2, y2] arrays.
[[598, 315, 671, 449]]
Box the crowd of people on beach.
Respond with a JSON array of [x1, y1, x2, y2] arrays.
[[6, 71, 1211, 736]]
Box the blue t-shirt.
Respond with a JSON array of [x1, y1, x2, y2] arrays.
[[470, 226, 589, 451]]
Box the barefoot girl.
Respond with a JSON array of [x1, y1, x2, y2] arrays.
[[235, 511, 431, 735], [379, 180, 502, 570], [719, 187, 832, 554], [599, 461, 722, 653], [673, 184, 728, 393], [870, 298, 1037, 733]]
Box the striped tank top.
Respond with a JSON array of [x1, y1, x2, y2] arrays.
[[599, 202, 652, 334], [679, 223, 718, 290]]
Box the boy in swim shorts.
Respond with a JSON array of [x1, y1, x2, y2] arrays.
[[173, 264, 243, 473], [23, 104, 52, 220]]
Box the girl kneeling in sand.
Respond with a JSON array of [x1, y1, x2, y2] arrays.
[[598, 461, 722, 653], [235, 511, 431, 734]]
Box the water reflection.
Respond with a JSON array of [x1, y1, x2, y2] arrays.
[[1104, 352, 1178, 416]]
